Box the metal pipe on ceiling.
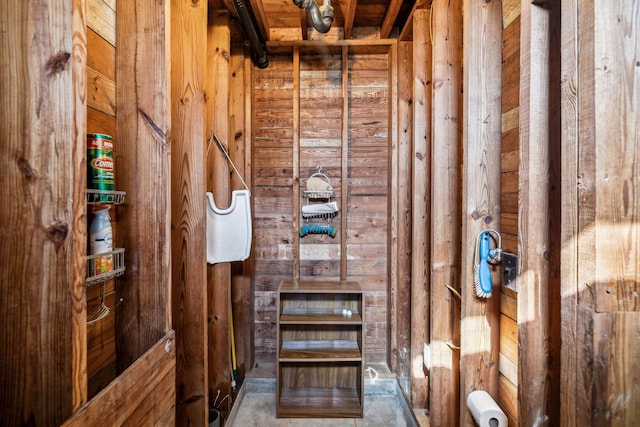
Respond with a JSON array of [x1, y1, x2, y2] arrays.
[[293, 0, 334, 34], [231, 0, 269, 68]]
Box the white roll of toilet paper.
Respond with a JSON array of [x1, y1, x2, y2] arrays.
[[466, 390, 507, 427]]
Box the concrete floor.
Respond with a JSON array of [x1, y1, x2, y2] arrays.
[[225, 364, 421, 427]]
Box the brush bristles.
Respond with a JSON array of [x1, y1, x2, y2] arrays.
[[473, 264, 492, 298]]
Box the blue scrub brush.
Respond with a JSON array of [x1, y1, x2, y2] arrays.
[[473, 230, 502, 298]]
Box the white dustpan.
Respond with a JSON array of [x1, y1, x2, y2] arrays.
[[206, 189, 252, 264]]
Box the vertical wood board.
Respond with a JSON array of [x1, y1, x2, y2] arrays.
[[517, 1, 562, 425], [393, 41, 413, 374], [116, 0, 172, 370], [206, 11, 233, 414], [410, 8, 431, 410], [429, 0, 463, 425], [593, 0, 640, 313], [460, 0, 502, 425], [0, 1, 83, 423], [170, 0, 209, 423]]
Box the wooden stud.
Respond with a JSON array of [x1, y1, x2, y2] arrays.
[[460, 0, 502, 425], [116, 0, 172, 364], [0, 1, 84, 424], [341, 46, 349, 280], [517, 0, 562, 424], [387, 41, 399, 370], [380, 0, 405, 39], [429, 0, 462, 425], [72, 0, 89, 411], [410, 8, 431, 410], [170, 0, 208, 423], [229, 42, 252, 384], [206, 10, 233, 414], [293, 46, 301, 279], [343, 0, 357, 39], [393, 41, 413, 374]]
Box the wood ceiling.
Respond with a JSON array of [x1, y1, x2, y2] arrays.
[[210, 0, 428, 42]]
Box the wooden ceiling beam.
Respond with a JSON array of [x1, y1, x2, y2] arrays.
[[380, 0, 404, 38], [398, 0, 432, 41], [343, 0, 358, 39]]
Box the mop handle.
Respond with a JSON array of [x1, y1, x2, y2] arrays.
[[207, 132, 250, 192]]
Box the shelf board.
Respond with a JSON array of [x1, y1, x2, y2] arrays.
[[278, 386, 362, 418], [280, 340, 361, 361], [280, 308, 362, 324], [279, 279, 362, 294]]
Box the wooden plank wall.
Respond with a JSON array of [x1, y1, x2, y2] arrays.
[[561, 1, 640, 425], [0, 1, 85, 424], [347, 47, 391, 360], [86, 0, 117, 399], [498, 1, 520, 425], [252, 42, 394, 366], [460, 1, 503, 426], [299, 48, 343, 280], [252, 53, 295, 363]]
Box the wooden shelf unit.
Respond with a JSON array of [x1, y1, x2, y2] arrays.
[[277, 280, 364, 418]]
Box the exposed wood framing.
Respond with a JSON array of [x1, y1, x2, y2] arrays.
[[343, 0, 358, 39], [392, 41, 413, 374], [410, 8, 431, 410], [399, 0, 432, 42], [72, 0, 89, 411], [460, 0, 502, 425], [116, 0, 172, 368], [387, 41, 400, 370], [380, 0, 404, 39], [0, 1, 85, 423], [230, 42, 252, 384], [241, 43, 256, 374], [517, 1, 562, 424], [206, 10, 233, 414], [18, 0, 81, 419], [170, 0, 209, 423], [429, 0, 462, 425]]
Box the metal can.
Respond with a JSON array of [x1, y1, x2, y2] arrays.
[[87, 133, 114, 191]]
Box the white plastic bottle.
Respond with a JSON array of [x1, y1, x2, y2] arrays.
[[89, 206, 113, 273]]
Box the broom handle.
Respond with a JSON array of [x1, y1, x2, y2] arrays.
[[207, 132, 250, 192]]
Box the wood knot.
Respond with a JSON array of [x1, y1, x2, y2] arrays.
[[18, 157, 36, 180], [46, 52, 71, 75], [47, 221, 69, 250]]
